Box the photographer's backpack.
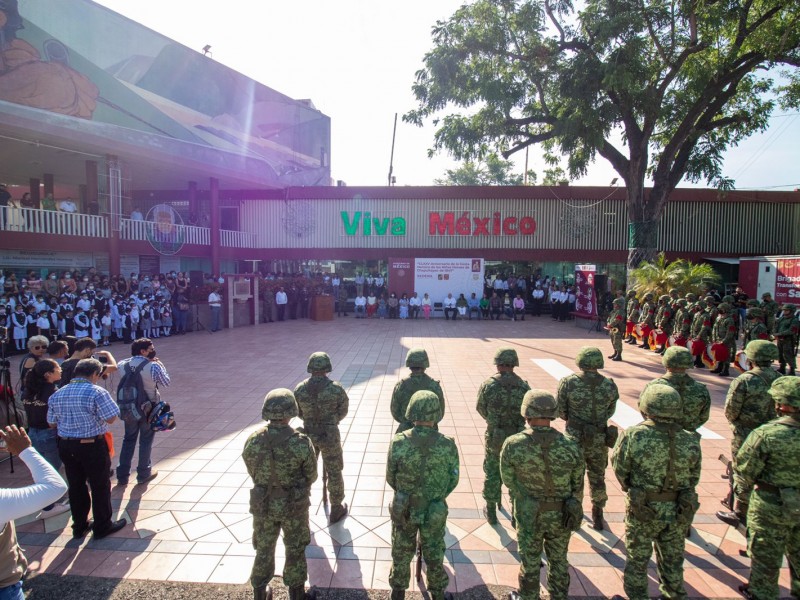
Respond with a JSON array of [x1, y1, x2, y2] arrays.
[[117, 360, 153, 420]]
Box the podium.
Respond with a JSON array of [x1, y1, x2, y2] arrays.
[[311, 295, 334, 321]]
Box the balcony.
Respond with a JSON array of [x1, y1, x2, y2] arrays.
[[0, 209, 255, 249]]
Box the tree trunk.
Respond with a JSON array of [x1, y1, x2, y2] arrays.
[[625, 219, 659, 287]]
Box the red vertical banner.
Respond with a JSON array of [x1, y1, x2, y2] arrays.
[[388, 257, 415, 297], [775, 258, 800, 304], [574, 264, 597, 318]]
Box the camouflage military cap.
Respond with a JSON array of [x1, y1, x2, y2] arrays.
[[662, 346, 693, 369], [768, 377, 800, 409], [744, 340, 778, 363], [762, 292, 772, 299], [695, 300, 707, 310], [669, 288, 679, 296], [307, 351, 332, 373], [781, 304, 796, 312], [626, 290, 637, 298], [677, 298, 688, 307], [704, 295, 716, 303], [658, 294, 670, 303], [521, 389, 559, 419], [685, 293, 697, 302], [642, 292, 653, 300], [405, 348, 430, 368], [746, 307, 764, 319], [494, 347, 519, 367], [746, 299, 760, 308], [575, 346, 604, 370], [639, 384, 681, 421], [717, 302, 731, 313], [405, 390, 441, 422], [612, 297, 625, 307], [722, 295, 735, 304], [262, 388, 299, 421]]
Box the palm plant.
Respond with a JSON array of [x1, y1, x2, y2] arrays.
[[629, 253, 721, 296]]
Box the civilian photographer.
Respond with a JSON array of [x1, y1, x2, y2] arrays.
[[59, 337, 117, 385]]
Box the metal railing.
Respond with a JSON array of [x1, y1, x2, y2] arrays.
[[220, 229, 256, 248], [0, 206, 108, 237], [119, 219, 211, 245]]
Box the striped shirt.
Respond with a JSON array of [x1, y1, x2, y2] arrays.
[[47, 378, 119, 438]]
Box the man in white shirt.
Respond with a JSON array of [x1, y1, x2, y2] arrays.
[[443, 293, 457, 320], [409, 292, 421, 319], [58, 198, 77, 214], [208, 288, 222, 331], [130, 207, 144, 221], [0, 425, 67, 599], [354, 293, 367, 318], [275, 287, 288, 321]]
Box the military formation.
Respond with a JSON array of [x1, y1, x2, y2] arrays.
[[243, 329, 799, 600]]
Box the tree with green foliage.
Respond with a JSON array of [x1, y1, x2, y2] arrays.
[[629, 253, 721, 296], [435, 153, 537, 185], [405, 0, 800, 270]]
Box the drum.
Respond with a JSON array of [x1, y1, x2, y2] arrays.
[[670, 335, 688, 348], [635, 323, 652, 343], [688, 338, 705, 356], [625, 322, 635, 337], [702, 342, 730, 369], [734, 350, 751, 373], [648, 329, 668, 350]]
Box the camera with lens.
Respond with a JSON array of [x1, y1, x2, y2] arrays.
[[95, 354, 109, 364]]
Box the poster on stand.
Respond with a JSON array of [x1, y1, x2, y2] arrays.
[[574, 264, 597, 318], [388, 257, 484, 312], [775, 258, 800, 304]]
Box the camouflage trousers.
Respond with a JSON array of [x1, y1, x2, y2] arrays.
[[730, 428, 752, 468], [251, 510, 310, 589], [311, 438, 345, 507], [746, 490, 800, 599], [609, 330, 623, 353], [483, 428, 520, 503], [389, 513, 449, 593], [516, 509, 572, 600], [566, 429, 608, 508], [777, 338, 797, 370], [623, 505, 688, 600]]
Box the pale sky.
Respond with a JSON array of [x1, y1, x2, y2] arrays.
[[93, 0, 799, 191]]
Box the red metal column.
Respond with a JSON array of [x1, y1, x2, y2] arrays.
[[210, 177, 220, 277]]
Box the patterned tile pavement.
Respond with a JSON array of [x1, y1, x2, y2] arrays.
[[2, 314, 794, 597]]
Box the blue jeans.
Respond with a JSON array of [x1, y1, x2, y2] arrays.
[[210, 306, 221, 331], [28, 427, 62, 472], [175, 309, 188, 332], [116, 412, 154, 482], [0, 581, 24, 600]]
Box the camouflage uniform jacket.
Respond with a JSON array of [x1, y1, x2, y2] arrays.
[[386, 426, 459, 502], [612, 420, 702, 495], [690, 310, 712, 342], [390, 373, 445, 432], [712, 314, 737, 345], [775, 314, 800, 343], [557, 372, 619, 433], [761, 300, 780, 333], [638, 301, 655, 328], [294, 375, 349, 434], [724, 367, 780, 432], [500, 426, 584, 502], [627, 298, 641, 324], [476, 372, 531, 442], [607, 307, 625, 332], [743, 321, 770, 345], [655, 304, 674, 334], [644, 373, 710, 432], [734, 416, 800, 504], [243, 423, 318, 514], [673, 307, 692, 338]]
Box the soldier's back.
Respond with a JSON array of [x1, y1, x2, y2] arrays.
[[558, 372, 618, 425], [501, 429, 582, 497], [388, 427, 459, 499], [616, 422, 701, 491], [243, 425, 315, 487], [646, 373, 710, 432], [478, 372, 530, 427], [294, 376, 348, 423]]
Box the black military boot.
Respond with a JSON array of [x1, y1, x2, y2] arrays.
[[710, 362, 723, 374], [612, 352, 623, 361], [608, 352, 618, 359], [329, 503, 348, 524], [391, 589, 405, 600], [253, 585, 272, 600], [694, 355, 705, 368], [639, 341, 649, 348], [483, 502, 498, 525], [719, 363, 730, 376], [778, 364, 787, 374], [592, 505, 604, 531], [739, 584, 756, 600], [289, 586, 309, 600]]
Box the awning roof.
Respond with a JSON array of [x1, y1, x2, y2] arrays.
[[703, 257, 740, 265]]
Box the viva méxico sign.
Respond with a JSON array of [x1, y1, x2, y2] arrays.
[[340, 211, 537, 237]]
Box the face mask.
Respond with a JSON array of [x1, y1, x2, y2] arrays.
[[146, 350, 157, 360], [50, 275, 56, 280], [65, 275, 71, 279]]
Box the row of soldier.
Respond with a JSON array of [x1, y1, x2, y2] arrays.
[[607, 289, 799, 376], [242, 343, 799, 600]]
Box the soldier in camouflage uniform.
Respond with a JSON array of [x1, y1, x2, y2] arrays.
[[625, 291, 640, 345], [501, 390, 584, 600], [673, 298, 692, 341], [293, 352, 349, 523], [557, 347, 618, 531], [734, 377, 800, 600], [743, 307, 770, 346], [476, 347, 532, 524], [243, 389, 318, 600], [716, 340, 780, 526], [711, 302, 737, 376], [644, 346, 711, 435], [606, 297, 626, 361], [387, 391, 459, 600], [775, 304, 799, 376], [611, 385, 702, 600], [760, 292, 779, 335], [653, 295, 675, 354], [391, 348, 445, 433], [637, 292, 656, 349], [690, 300, 712, 369]]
